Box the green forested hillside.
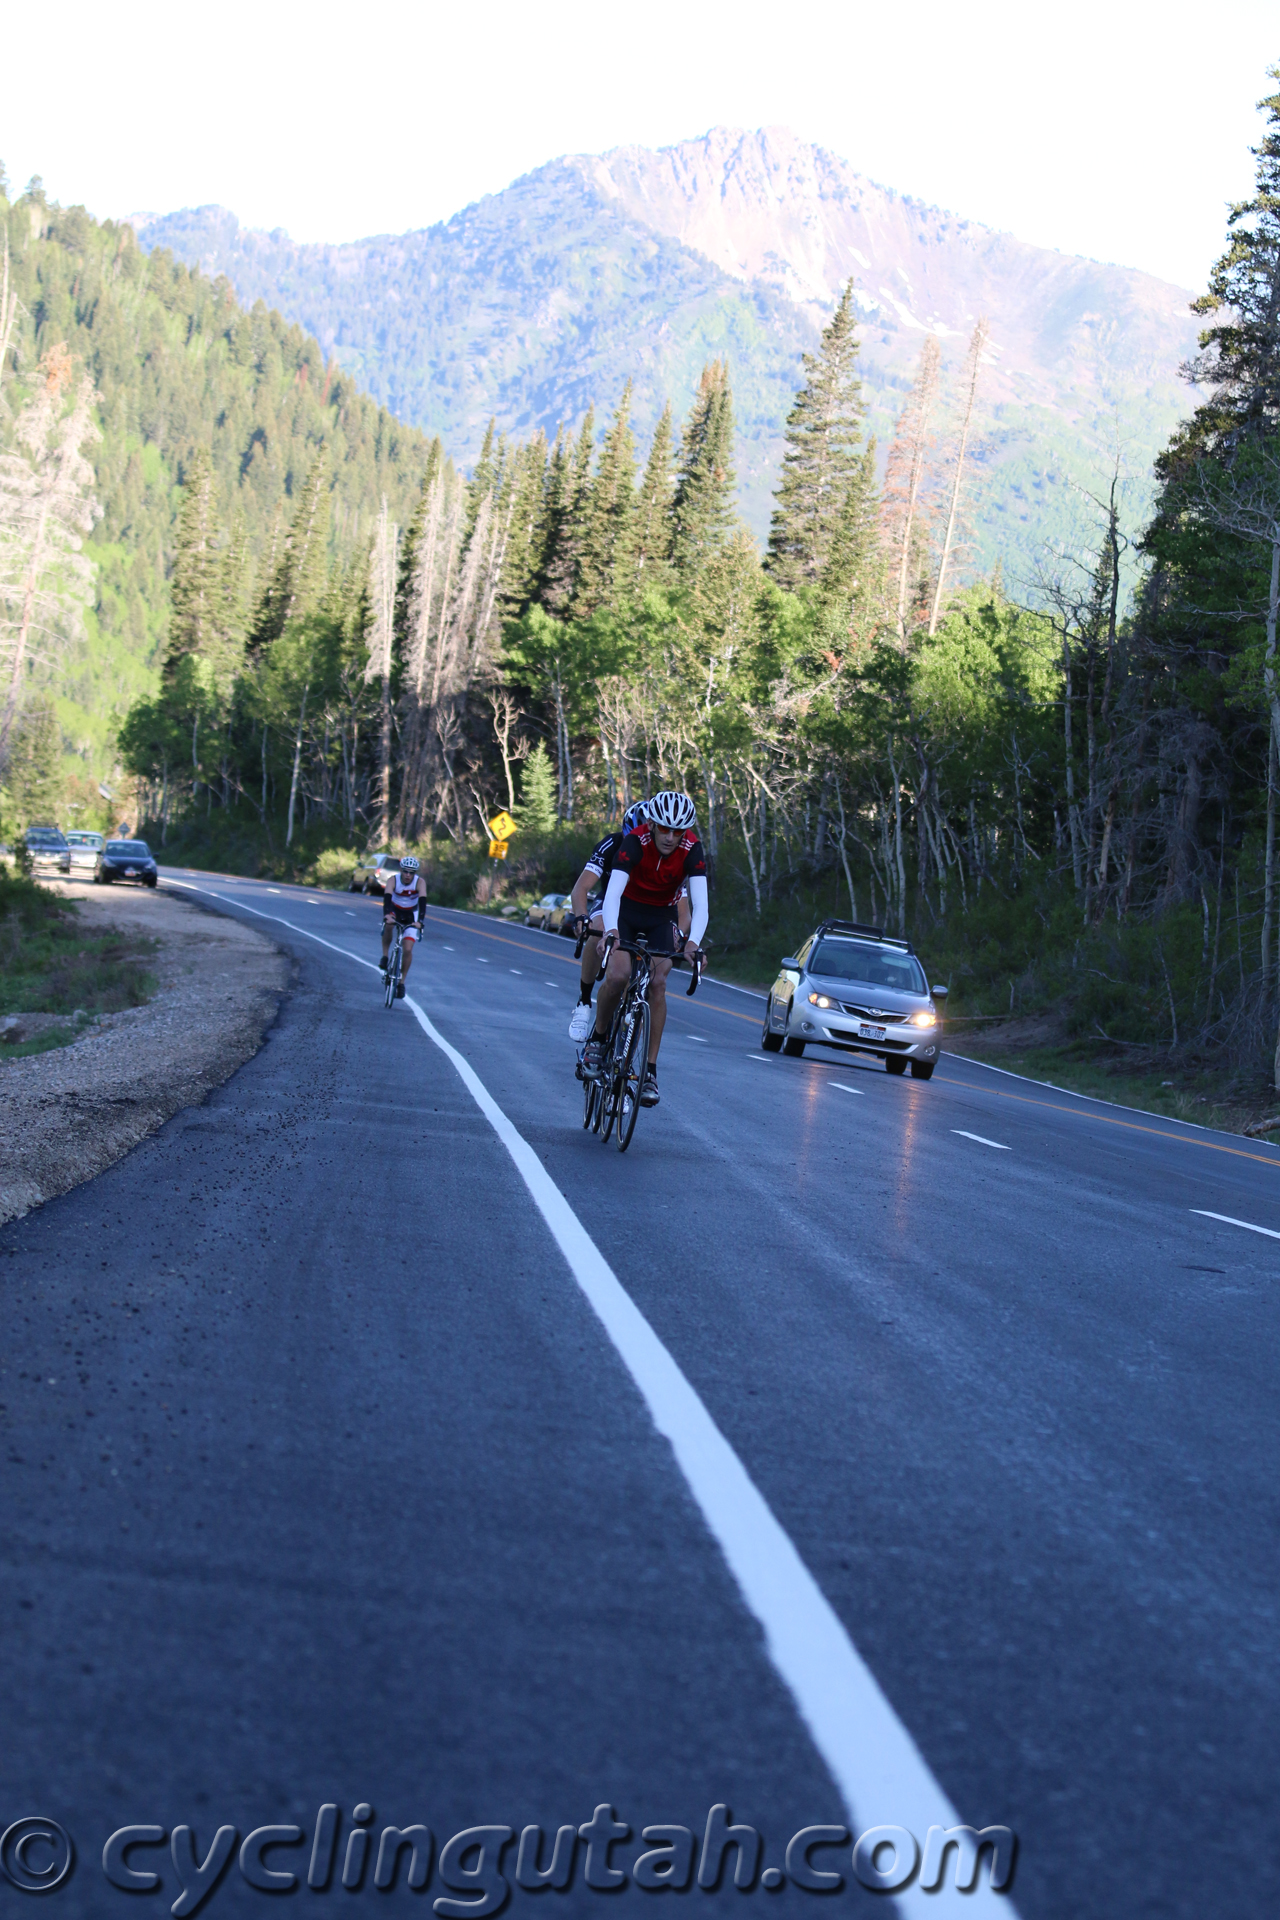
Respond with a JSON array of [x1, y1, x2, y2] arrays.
[[0, 179, 434, 803]]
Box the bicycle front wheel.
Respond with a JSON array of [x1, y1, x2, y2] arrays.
[[582, 1068, 600, 1131], [615, 999, 651, 1152], [384, 941, 398, 1006]]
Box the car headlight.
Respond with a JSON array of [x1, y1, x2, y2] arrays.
[[808, 992, 834, 1010], [910, 1010, 937, 1028]]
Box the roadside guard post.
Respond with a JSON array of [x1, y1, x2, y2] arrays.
[[486, 811, 518, 899]]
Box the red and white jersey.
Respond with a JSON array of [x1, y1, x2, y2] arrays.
[[614, 826, 707, 909]]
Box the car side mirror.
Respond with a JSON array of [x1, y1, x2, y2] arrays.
[[931, 985, 949, 999], [780, 956, 800, 971]]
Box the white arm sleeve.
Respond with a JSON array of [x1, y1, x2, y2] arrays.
[[602, 867, 628, 934], [687, 874, 709, 947]]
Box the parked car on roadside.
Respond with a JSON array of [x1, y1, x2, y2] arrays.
[[350, 852, 404, 895], [99, 839, 158, 887], [762, 919, 947, 1079], [66, 830, 105, 879], [558, 890, 601, 936], [525, 892, 572, 930], [24, 827, 71, 876]]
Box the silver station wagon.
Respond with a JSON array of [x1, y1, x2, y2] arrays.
[[761, 919, 947, 1080]]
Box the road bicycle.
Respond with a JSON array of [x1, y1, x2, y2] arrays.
[[383, 922, 406, 1007], [580, 930, 701, 1151]]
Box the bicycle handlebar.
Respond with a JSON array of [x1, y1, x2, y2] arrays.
[[595, 933, 703, 995]]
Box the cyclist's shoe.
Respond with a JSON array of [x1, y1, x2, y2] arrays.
[[583, 1037, 606, 1079], [568, 1001, 595, 1043], [395, 981, 406, 999], [640, 1065, 660, 1107], [378, 956, 388, 972]]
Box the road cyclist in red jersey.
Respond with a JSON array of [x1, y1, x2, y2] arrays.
[[379, 854, 427, 997], [566, 800, 649, 1048], [582, 789, 708, 1108]]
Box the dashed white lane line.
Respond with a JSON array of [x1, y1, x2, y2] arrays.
[[166, 878, 1010, 1917], [686, 1035, 707, 1043], [545, 981, 558, 987], [1192, 1209, 1280, 1241], [510, 968, 523, 975], [477, 957, 489, 964], [443, 945, 454, 951], [830, 1082, 866, 1096], [952, 1130, 1010, 1151], [345, 911, 356, 917], [748, 1054, 769, 1061]]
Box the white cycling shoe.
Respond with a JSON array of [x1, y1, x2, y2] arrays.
[[568, 1002, 595, 1043]]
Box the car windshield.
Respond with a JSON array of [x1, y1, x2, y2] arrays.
[[67, 833, 101, 847], [27, 831, 66, 846], [106, 842, 151, 857], [810, 939, 927, 994]]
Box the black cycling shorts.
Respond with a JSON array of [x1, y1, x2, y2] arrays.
[[385, 904, 421, 934], [617, 896, 680, 958]]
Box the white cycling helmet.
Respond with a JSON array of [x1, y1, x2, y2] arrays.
[[647, 789, 696, 830], [399, 854, 420, 872]]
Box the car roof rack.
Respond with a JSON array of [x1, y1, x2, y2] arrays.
[[813, 919, 915, 954]]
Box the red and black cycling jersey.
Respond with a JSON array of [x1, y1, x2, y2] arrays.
[[614, 825, 707, 908], [584, 831, 624, 884]]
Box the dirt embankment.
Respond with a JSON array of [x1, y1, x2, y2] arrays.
[[0, 881, 289, 1225]]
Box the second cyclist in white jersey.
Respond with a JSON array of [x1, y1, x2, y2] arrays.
[[380, 855, 427, 996]]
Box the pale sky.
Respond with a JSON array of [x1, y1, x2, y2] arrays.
[[3, 0, 1275, 294]]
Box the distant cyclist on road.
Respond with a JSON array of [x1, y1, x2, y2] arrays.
[[583, 790, 708, 1108], [380, 855, 427, 997]]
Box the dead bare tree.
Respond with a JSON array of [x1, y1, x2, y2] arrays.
[[929, 318, 989, 636]]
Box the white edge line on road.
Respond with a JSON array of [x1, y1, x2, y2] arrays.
[[829, 1082, 866, 1096], [1191, 1209, 1280, 1241], [951, 1130, 1011, 1151], [166, 879, 1013, 1915]]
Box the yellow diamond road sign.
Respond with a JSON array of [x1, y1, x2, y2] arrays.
[[487, 839, 509, 860], [487, 809, 518, 842]]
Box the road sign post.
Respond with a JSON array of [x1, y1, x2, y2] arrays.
[[484, 812, 517, 904]]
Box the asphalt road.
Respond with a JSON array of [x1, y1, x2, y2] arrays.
[[4, 869, 1279, 1919]]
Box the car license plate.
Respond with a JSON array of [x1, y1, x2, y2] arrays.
[[857, 1022, 886, 1041], [124, 867, 137, 876]]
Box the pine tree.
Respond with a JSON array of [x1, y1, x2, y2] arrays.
[[540, 408, 594, 617], [464, 421, 498, 545], [766, 282, 867, 591], [247, 450, 332, 652], [164, 450, 222, 678], [672, 362, 736, 571], [1177, 65, 1280, 454], [818, 442, 883, 642], [517, 738, 557, 833], [574, 382, 637, 616], [8, 698, 63, 824], [499, 432, 551, 616], [633, 402, 675, 581]]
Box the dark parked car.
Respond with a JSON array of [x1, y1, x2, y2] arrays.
[[24, 827, 71, 875], [762, 919, 947, 1079], [351, 852, 404, 894], [99, 839, 158, 886]]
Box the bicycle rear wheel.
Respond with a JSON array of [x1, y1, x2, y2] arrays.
[[615, 999, 650, 1152]]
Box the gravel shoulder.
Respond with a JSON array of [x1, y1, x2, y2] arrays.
[[0, 880, 289, 1223]]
